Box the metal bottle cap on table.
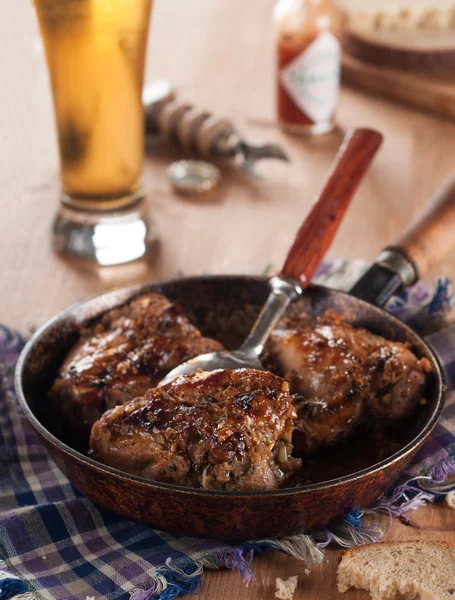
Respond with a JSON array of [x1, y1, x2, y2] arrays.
[[167, 160, 220, 196]]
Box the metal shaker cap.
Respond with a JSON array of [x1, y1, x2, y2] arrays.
[[167, 160, 220, 195]]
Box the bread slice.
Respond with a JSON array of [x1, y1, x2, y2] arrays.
[[337, 540, 455, 600], [340, 1, 455, 72]]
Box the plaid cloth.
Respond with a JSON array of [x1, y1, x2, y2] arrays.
[[1, 261, 455, 600]]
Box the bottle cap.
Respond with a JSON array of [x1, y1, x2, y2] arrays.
[[167, 160, 220, 195]]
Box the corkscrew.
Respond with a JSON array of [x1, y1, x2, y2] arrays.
[[143, 81, 289, 177]]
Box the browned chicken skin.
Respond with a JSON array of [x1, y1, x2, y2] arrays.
[[50, 289, 431, 488], [89, 369, 301, 491], [49, 293, 223, 435], [264, 314, 432, 454]]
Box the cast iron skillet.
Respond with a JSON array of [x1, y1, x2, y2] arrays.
[[15, 176, 455, 541]]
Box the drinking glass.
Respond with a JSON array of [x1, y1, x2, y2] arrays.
[[34, 0, 155, 265]]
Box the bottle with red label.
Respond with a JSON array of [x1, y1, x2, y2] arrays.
[[275, 0, 342, 135]]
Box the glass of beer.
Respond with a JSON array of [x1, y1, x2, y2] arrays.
[[33, 0, 155, 265]]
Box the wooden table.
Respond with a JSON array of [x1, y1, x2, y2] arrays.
[[1, 0, 454, 598]]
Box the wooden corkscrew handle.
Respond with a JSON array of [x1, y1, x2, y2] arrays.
[[144, 87, 235, 158], [386, 174, 455, 280], [281, 128, 383, 286]]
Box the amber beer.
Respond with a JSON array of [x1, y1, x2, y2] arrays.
[[34, 0, 153, 208]]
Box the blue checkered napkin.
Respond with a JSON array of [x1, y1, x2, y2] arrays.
[[1, 263, 455, 600], [0, 329, 312, 600]]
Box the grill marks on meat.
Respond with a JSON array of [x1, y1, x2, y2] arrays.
[[49, 293, 223, 435], [51, 288, 431, 490], [264, 315, 432, 454], [89, 369, 301, 491]]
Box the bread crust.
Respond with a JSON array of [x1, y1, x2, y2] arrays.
[[340, 539, 455, 559], [342, 32, 455, 73]]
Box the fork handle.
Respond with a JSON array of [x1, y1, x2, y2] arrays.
[[239, 129, 382, 361], [239, 277, 301, 358], [281, 128, 383, 285]]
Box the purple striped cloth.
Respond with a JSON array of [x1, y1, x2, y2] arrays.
[[1, 261, 454, 600]]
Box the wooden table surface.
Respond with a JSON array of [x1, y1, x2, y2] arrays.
[[1, 0, 455, 598]]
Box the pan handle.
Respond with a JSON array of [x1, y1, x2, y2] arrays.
[[350, 174, 455, 307], [384, 173, 455, 284]]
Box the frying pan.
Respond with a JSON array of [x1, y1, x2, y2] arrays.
[[15, 176, 455, 541]]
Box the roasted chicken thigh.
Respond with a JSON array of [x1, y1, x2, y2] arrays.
[[51, 286, 431, 488], [89, 368, 301, 490], [264, 314, 432, 453], [49, 293, 223, 435]]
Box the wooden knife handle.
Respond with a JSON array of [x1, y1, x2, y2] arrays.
[[281, 128, 383, 286], [387, 174, 455, 280]]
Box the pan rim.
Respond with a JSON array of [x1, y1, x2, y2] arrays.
[[14, 274, 446, 499]]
